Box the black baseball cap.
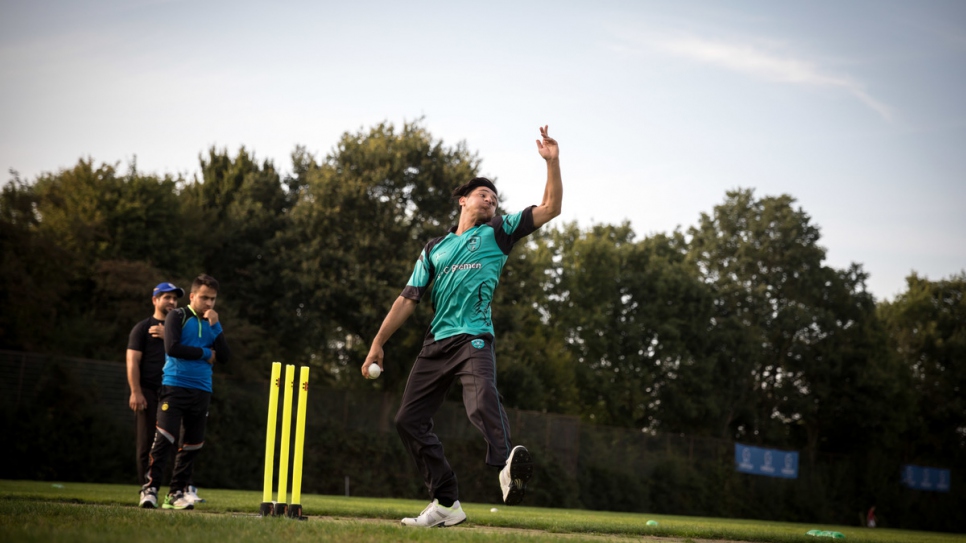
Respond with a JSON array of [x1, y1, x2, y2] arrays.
[[452, 177, 498, 198], [153, 282, 185, 298]]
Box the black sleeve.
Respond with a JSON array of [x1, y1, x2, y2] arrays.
[[400, 235, 444, 302], [127, 319, 148, 351], [492, 206, 537, 255], [164, 309, 206, 360], [213, 331, 231, 366]]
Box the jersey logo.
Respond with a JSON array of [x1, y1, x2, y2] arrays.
[[471, 339, 485, 349], [467, 236, 480, 252], [161, 402, 169, 411]]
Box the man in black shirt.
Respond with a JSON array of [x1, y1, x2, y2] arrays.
[[127, 282, 203, 507]]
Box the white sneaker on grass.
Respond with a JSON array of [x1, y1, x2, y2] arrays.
[[139, 487, 158, 509], [401, 499, 466, 527], [500, 445, 534, 505], [184, 485, 205, 504], [162, 490, 194, 510]]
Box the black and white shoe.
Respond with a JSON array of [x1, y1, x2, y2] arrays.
[[499, 445, 533, 505], [401, 499, 467, 527], [139, 486, 158, 509], [184, 485, 205, 504]]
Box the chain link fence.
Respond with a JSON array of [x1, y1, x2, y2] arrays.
[[2, 350, 962, 531]]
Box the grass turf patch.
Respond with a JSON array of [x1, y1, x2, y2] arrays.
[[2, 480, 964, 543]]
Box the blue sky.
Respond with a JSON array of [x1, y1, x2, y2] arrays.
[[2, 0, 964, 301]]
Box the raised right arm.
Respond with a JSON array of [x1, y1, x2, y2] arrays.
[[531, 125, 562, 229]]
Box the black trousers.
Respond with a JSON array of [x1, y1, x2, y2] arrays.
[[135, 387, 160, 484], [136, 387, 196, 487], [143, 385, 210, 493], [394, 334, 512, 503]]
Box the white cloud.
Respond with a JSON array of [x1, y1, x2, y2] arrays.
[[653, 35, 893, 121]]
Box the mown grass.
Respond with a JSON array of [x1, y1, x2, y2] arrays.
[[1, 480, 963, 543]]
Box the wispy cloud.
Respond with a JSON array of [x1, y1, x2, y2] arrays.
[[653, 35, 893, 121]]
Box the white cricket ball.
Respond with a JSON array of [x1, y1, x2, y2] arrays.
[[368, 363, 381, 379]]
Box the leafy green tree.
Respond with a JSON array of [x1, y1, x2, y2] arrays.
[[778, 263, 910, 457], [2, 161, 187, 358], [540, 223, 710, 428], [880, 273, 966, 460], [491, 230, 580, 414], [0, 175, 71, 351], [32, 159, 187, 274], [178, 147, 294, 377], [635, 232, 718, 435], [686, 189, 907, 458]]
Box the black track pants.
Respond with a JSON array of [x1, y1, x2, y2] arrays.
[[394, 334, 512, 503], [143, 385, 210, 493], [135, 387, 159, 484]]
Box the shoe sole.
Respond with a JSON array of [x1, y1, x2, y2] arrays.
[[139, 501, 157, 509], [162, 504, 194, 510], [504, 446, 534, 506], [441, 516, 467, 527], [400, 512, 467, 527]]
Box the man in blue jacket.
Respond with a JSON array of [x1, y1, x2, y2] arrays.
[[139, 274, 230, 509]]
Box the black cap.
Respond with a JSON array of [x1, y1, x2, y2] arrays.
[[452, 177, 498, 199]]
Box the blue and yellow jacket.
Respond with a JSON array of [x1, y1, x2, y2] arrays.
[[162, 306, 230, 393]]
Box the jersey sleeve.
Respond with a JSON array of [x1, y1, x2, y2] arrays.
[[400, 235, 448, 302], [127, 319, 148, 351], [400, 246, 435, 302], [492, 205, 537, 255], [212, 327, 231, 366], [164, 309, 206, 360]]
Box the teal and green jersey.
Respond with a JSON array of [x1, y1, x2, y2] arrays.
[[402, 206, 537, 343]]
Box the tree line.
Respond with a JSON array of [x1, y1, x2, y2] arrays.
[[1, 120, 963, 476]]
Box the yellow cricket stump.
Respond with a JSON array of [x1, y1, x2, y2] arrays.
[[258, 362, 282, 516], [259, 362, 310, 519], [287, 366, 310, 519], [274, 364, 296, 516]]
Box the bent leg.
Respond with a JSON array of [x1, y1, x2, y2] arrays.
[[458, 338, 512, 466]]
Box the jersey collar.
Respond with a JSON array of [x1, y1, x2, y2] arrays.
[[448, 218, 488, 235]]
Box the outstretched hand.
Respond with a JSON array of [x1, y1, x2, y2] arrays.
[[536, 125, 559, 161]]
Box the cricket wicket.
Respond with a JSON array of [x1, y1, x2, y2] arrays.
[[259, 362, 310, 518]]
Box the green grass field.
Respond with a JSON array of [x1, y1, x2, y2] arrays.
[[2, 480, 963, 543]]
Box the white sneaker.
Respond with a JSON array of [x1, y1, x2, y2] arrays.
[[184, 485, 205, 504], [500, 445, 534, 505], [401, 499, 467, 527], [139, 487, 158, 509], [162, 490, 194, 510]]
